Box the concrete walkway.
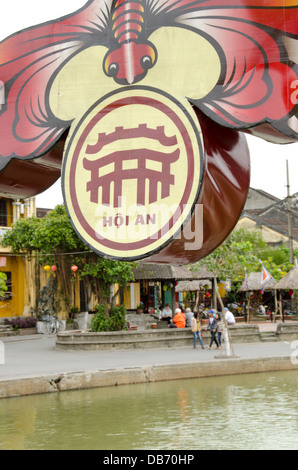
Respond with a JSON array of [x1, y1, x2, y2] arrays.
[[0, 329, 298, 399], [0, 333, 294, 379]]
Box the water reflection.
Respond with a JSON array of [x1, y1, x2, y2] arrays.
[[1, 371, 298, 450]]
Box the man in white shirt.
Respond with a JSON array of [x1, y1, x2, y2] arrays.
[[224, 307, 236, 325], [160, 304, 173, 324]]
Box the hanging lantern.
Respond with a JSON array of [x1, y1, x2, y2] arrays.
[[51, 265, 57, 277], [71, 265, 78, 278], [44, 265, 51, 277]]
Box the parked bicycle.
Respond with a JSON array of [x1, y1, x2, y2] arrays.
[[198, 305, 210, 319], [40, 314, 65, 335]]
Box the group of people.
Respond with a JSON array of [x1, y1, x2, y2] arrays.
[[158, 303, 236, 350], [158, 303, 188, 328]]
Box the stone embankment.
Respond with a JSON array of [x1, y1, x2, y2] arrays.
[[56, 324, 261, 351], [1, 323, 298, 399]]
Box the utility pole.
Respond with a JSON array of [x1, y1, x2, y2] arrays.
[[286, 160, 294, 264]]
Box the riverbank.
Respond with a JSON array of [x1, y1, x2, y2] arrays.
[[1, 327, 298, 399]]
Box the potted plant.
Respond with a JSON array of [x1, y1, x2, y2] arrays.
[[69, 306, 79, 319], [136, 302, 144, 314]]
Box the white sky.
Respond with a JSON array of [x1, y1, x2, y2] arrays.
[[1, 0, 298, 208]]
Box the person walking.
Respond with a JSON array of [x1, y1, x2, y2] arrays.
[[216, 313, 223, 349], [207, 310, 219, 349], [191, 312, 205, 349]]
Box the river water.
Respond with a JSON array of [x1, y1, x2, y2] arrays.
[[1, 370, 298, 450]]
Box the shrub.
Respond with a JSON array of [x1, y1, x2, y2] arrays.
[[91, 304, 127, 332], [4, 317, 37, 329], [90, 305, 110, 332], [109, 304, 127, 331]]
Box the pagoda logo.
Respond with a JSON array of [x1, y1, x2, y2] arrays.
[[62, 87, 203, 260]]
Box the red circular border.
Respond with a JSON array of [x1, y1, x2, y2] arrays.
[[68, 95, 198, 251]]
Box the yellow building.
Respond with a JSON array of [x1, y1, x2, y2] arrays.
[[0, 197, 36, 318]]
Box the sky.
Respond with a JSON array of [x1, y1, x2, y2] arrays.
[[1, 0, 298, 208]]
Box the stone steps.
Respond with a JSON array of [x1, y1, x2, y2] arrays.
[[0, 325, 20, 337], [260, 332, 278, 342]]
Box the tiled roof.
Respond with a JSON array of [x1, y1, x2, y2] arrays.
[[239, 272, 276, 291], [275, 267, 298, 290], [133, 263, 196, 281], [240, 190, 298, 241]]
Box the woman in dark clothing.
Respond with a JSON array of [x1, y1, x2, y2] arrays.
[[207, 310, 219, 349]]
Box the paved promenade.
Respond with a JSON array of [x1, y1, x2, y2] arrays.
[[0, 333, 294, 381], [0, 324, 298, 399]]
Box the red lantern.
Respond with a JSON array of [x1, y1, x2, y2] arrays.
[[71, 265, 78, 278], [51, 265, 57, 277]]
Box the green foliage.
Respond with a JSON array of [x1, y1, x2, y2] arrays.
[[80, 258, 135, 286], [1, 205, 87, 260], [193, 229, 266, 280], [0, 272, 7, 300], [109, 304, 127, 331], [260, 258, 293, 282], [1, 217, 41, 255], [34, 205, 87, 258], [91, 304, 127, 332], [193, 228, 295, 302], [80, 258, 135, 302], [1, 205, 135, 306], [90, 305, 110, 332], [70, 306, 80, 315]]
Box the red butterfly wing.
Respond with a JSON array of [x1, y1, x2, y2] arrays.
[[0, 0, 108, 168], [149, 0, 298, 142]]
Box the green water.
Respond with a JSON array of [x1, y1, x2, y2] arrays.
[[1, 371, 298, 450]]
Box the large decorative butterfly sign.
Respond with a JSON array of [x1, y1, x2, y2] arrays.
[[0, 0, 297, 263]]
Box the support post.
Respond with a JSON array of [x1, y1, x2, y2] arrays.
[[214, 277, 234, 357], [274, 289, 278, 323], [171, 282, 176, 312], [286, 160, 294, 265], [247, 293, 251, 324]]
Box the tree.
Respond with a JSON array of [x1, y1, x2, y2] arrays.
[[80, 256, 135, 313], [192, 229, 295, 302], [1, 205, 135, 316], [193, 229, 265, 278], [1, 205, 88, 304], [1, 216, 41, 257]]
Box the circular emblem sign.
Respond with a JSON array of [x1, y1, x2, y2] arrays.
[[62, 86, 203, 260]]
